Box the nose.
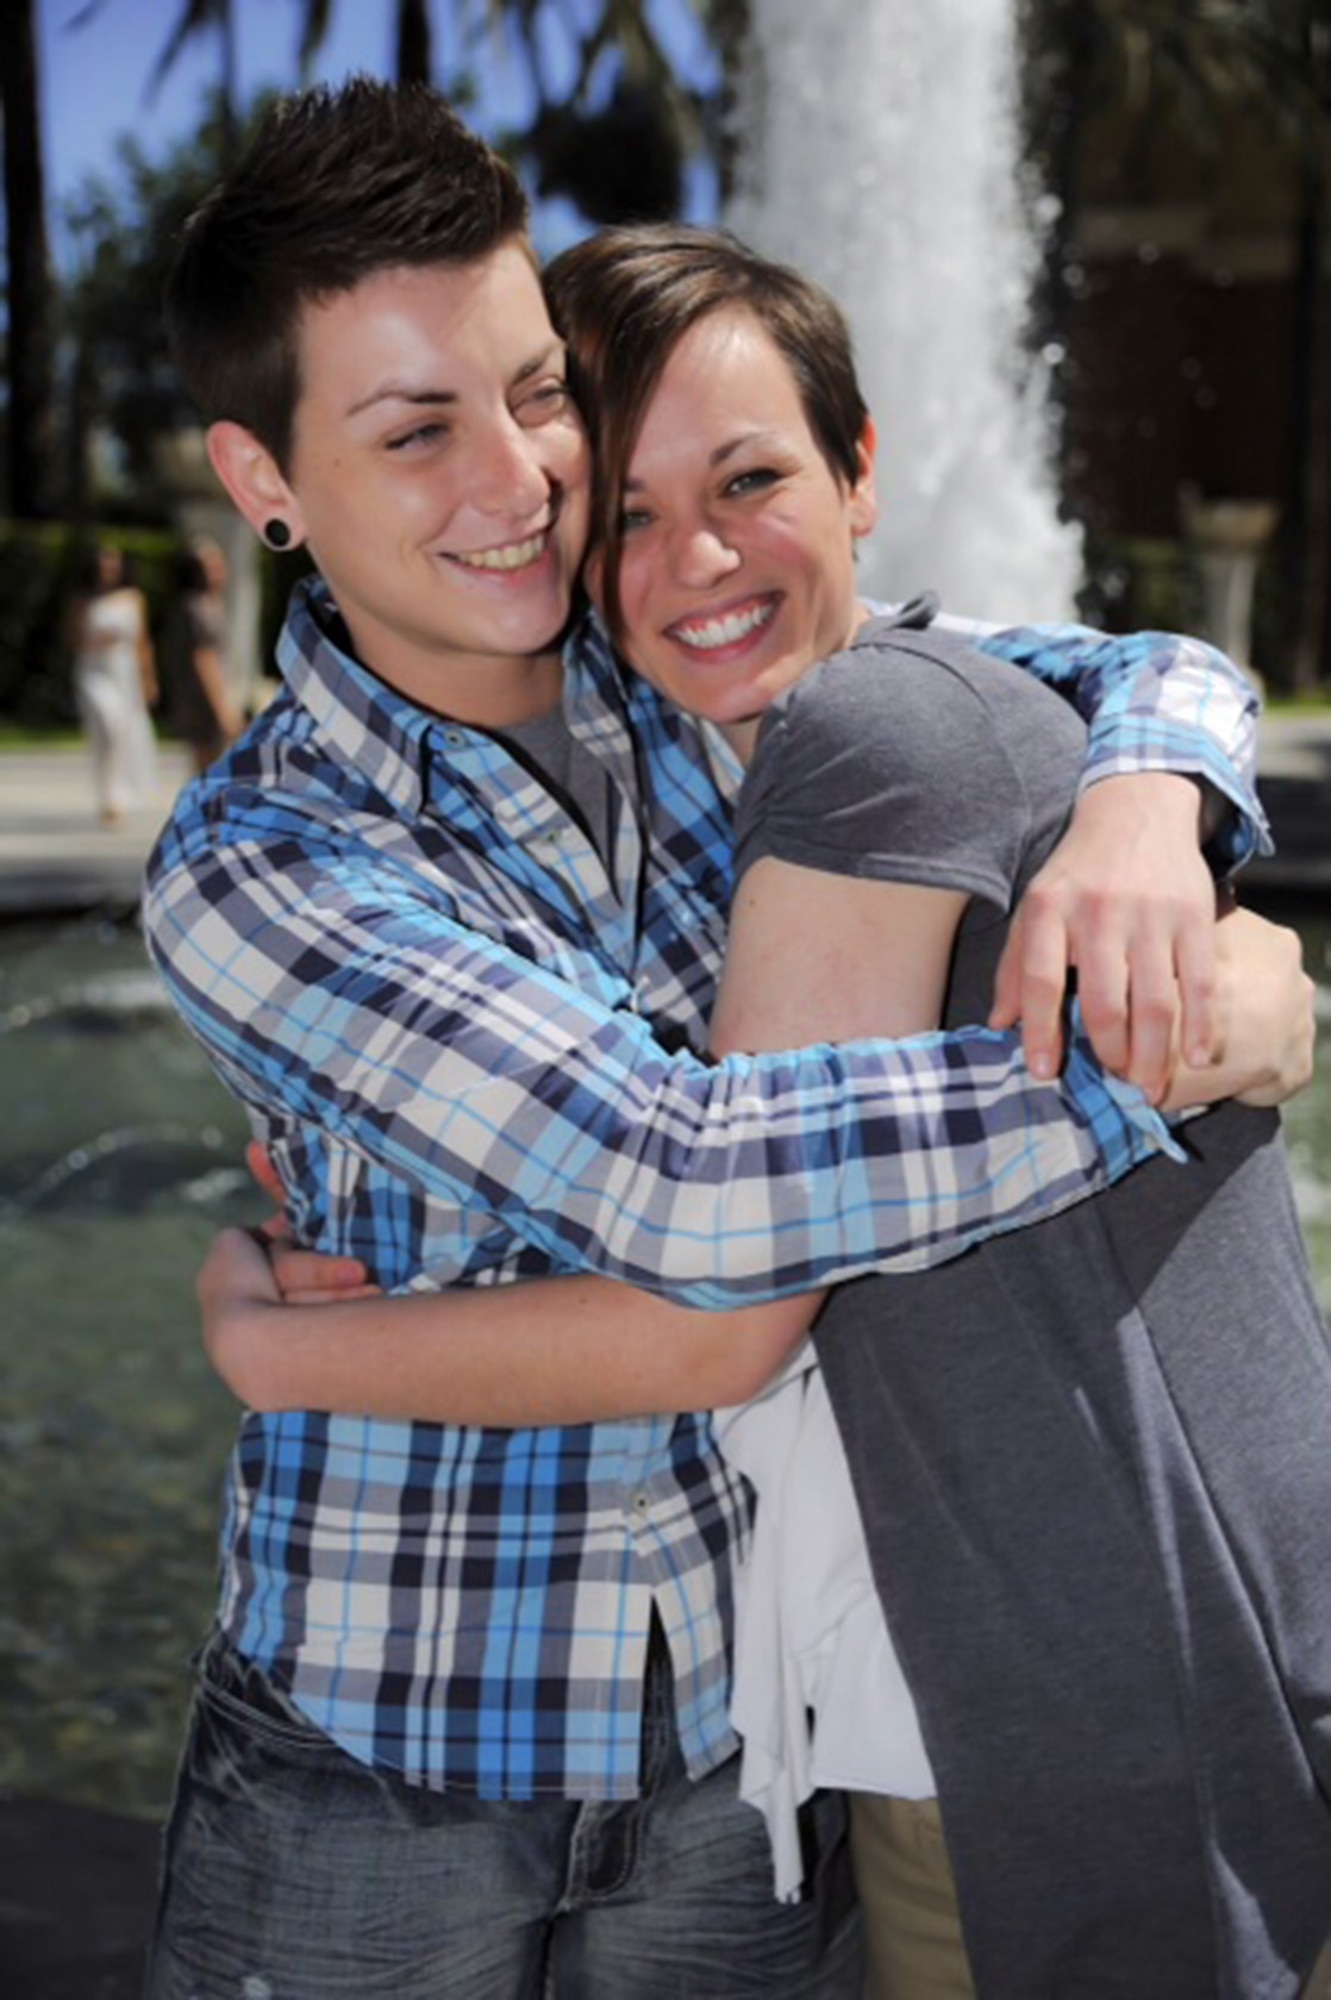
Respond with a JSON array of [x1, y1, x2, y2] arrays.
[[471, 413, 552, 520], [670, 520, 742, 590]]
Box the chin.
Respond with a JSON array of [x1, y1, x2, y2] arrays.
[[724, 683, 780, 724]]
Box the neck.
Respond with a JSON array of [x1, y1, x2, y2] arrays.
[[335, 612, 565, 730], [442, 652, 565, 729], [718, 717, 760, 766]]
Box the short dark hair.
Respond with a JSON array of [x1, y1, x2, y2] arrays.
[[176, 537, 220, 595], [165, 77, 531, 470], [75, 542, 129, 596], [543, 224, 869, 641]]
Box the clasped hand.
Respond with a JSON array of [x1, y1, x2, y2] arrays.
[[991, 773, 1315, 1109]]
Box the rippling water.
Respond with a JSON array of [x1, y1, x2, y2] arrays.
[[0, 917, 251, 1814], [2, 910, 1328, 1815]]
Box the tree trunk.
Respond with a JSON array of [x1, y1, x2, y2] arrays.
[[712, 0, 751, 204], [64, 334, 96, 530], [396, 0, 433, 85], [1311, 139, 1331, 691], [219, 0, 240, 163], [1281, 141, 1331, 694], [0, 0, 58, 520]]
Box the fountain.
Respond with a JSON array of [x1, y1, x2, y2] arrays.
[[724, 0, 1082, 622]]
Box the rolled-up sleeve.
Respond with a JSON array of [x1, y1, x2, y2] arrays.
[[941, 616, 1269, 872]]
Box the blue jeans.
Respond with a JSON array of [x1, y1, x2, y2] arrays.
[[145, 1632, 861, 1997]]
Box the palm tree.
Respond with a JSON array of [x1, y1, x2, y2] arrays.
[[129, 0, 697, 211], [69, 0, 243, 161], [0, 0, 58, 519], [488, 0, 733, 222], [120, 0, 735, 226], [145, 0, 242, 156], [295, 1, 733, 223]]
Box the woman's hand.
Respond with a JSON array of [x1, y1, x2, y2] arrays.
[[198, 1226, 284, 1403], [1162, 903, 1316, 1113], [266, 1240, 379, 1305], [992, 773, 1219, 1101], [199, 1224, 378, 1405], [241, 1139, 379, 1302]]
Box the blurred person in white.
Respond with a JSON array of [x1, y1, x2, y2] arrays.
[[68, 542, 157, 825]]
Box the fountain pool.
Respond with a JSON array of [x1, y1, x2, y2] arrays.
[[1, 910, 1328, 1815], [0, 915, 251, 1815]]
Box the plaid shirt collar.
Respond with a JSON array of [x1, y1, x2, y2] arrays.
[[276, 574, 685, 858]]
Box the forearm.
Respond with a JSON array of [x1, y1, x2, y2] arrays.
[[245, 1001, 1174, 1303], [206, 1258, 817, 1422], [149, 854, 1173, 1309], [954, 617, 1269, 870]]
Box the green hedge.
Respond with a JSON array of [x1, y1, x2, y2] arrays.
[[1077, 535, 1206, 641], [0, 522, 184, 728]]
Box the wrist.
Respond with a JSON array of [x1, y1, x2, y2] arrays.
[[203, 1293, 275, 1391], [1078, 770, 1204, 836]]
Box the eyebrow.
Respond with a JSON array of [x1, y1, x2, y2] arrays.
[[345, 343, 567, 420], [623, 429, 782, 489]]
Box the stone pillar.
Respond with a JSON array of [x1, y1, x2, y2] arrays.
[[1179, 489, 1279, 677]]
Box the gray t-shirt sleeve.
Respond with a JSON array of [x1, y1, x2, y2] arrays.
[[733, 629, 1085, 911]]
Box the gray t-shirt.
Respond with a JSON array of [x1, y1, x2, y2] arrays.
[[736, 618, 1331, 1999], [501, 703, 616, 868]]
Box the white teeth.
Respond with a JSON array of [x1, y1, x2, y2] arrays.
[[452, 533, 546, 572], [673, 600, 774, 651]]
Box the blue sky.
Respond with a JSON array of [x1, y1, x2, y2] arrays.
[[39, 1, 412, 202], [36, 0, 718, 262]]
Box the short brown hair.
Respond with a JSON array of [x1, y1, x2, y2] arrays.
[[165, 78, 530, 470], [543, 224, 869, 640]]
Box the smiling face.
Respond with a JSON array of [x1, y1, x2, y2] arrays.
[[210, 245, 590, 726], [606, 308, 877, 757]]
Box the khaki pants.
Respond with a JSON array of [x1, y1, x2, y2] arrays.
[[1305, 1940, 1331, 2000], [849, 1795, 974, 2000], [849, 1792, 1331, 2000]]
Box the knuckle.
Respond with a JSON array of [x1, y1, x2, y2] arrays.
[[1024, 968, 1064, 1003], [1078, 990, 1125, 1035], [1020, 881, 1067, 925], [1132, 991, 1176, 1032]]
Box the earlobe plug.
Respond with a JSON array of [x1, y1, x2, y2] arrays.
[[263, 519, 292, 551]]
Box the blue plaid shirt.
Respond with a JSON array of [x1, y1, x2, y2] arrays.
[[143, 581, 1264, 1800]]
